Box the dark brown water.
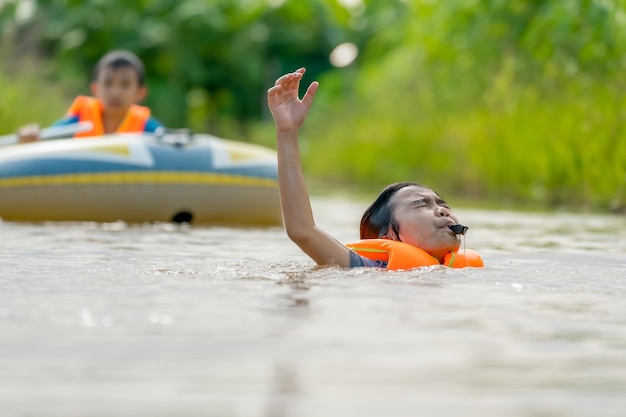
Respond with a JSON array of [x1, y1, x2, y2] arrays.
[[1, 197, 625, 417]]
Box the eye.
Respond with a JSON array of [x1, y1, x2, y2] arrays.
[[435, 198, 450, 209]]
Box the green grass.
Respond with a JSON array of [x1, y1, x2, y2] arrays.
[[5, 54, 624, 214], [0, 57, 72, 136], [295, 75, 626, 213]]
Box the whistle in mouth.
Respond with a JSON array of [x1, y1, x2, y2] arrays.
[[448, 224, 468, 235]]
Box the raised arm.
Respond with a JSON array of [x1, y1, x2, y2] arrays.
[[267, 68, 352, 267]]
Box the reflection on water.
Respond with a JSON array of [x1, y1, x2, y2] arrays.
[[0, 197, 625, 417]]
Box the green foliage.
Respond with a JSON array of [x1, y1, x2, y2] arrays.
[[0, 0, 374, 133], [1, 0, 624, 211], [301, 0, 626, 212], [0, 56, 71, 135]]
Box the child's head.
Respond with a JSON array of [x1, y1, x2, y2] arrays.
[[360, 182, 462, 259], [90, 50, 147, 116]]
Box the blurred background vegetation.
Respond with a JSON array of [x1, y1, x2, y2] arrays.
[[1, 0, 624, 212]]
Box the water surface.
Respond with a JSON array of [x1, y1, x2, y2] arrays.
[[1, 197, 625, 417]]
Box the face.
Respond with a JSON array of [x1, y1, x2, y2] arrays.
[[90, 66, 146, 116], [387, 186, 461, 260]]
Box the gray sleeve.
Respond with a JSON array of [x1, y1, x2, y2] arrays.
[[349, 249, 387, 268]]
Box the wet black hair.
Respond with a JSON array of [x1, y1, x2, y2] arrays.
[[91, 50, 146, 86], [359, 181, 435, 240]]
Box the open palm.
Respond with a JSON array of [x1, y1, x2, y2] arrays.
[[267, 68, 318, 132]]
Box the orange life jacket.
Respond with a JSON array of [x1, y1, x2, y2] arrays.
[[346, 239, 484, 270], [67, 96, 151, 138]]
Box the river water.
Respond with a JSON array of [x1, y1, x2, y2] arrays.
[[1, 197, 625, 417]]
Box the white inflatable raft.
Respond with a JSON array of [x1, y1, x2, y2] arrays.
[[0, 132, 281, 225]]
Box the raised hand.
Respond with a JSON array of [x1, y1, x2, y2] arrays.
[[267, 68, 319, 133]]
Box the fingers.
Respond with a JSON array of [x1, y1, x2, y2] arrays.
[[18, 123, 40, 133], [17, 123, 41, 143], [268, 68, 316, 100], [267, 84, 283, 97], [273, 72, 302, 96], [271, 68, 307, 90], [301, 81, 319, 108], [273, 67, 305, 84]]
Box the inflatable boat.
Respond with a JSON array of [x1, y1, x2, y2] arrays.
[[0, 132, 282, 225]]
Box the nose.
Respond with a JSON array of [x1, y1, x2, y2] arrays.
[[436, 206, 451, 217]]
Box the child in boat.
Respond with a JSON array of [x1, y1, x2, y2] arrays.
[[18, 49, 162, 142], [267, 68, 482, 269]]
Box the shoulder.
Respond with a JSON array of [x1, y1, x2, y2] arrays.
[[349, 249, 387, 268], [66, 96, 95, 113], [347, 239, 439, 270], [68, 95, 95, 107]]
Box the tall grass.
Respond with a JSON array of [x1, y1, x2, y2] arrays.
[[4, 54, 622, 213], [293, 66, 626, 213], [0, 57, 72, 136]]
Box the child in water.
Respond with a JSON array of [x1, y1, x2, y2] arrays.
[[18, 49, 162, 142], [267, 68, 482, 269]]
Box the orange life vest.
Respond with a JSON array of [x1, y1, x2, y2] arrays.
[[67, 96, 151, 138], [346, 239, 484, 270]]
